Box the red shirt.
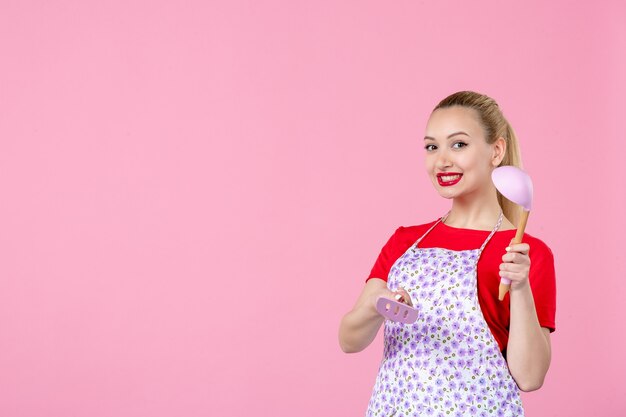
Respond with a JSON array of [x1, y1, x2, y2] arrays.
[[366, 220, 556, 353]]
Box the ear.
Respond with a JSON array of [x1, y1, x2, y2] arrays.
[[492, 137, 506, 167]]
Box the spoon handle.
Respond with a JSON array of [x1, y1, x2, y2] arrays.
[[499, 210, 531, 301]]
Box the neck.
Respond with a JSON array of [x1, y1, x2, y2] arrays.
[[443, 186, 503, 231]]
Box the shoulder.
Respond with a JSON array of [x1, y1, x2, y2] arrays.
[[523, 233, 555, 263], [389, 221, 439, 242], [379, 220, 439, 249], [395, 220, 439, 236]]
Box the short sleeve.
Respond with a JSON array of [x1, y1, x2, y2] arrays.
[[528, 239, 557, 332], [366, 227, 405, 283]]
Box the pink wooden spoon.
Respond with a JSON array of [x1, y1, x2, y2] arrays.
[[491, 166, 534, 300]]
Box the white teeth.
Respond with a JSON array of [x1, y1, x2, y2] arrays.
[[441, 174, 461, 182]]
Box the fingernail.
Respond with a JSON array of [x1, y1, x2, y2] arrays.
[[394, 294, 402, 301], [505, 246, 511, 251]]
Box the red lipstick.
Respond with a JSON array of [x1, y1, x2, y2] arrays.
[[437, 172, 463, 186]]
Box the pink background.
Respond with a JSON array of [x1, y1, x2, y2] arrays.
[[1, 1, 625, 416]]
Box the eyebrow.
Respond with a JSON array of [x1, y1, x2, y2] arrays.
[[424, 131, 470, 141]]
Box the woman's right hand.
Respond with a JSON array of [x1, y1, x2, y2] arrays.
[[339, 278, 414, 353], [371, 286, 414, 314]]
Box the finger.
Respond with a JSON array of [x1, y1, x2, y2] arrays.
[[501, 252, 531, 264], [500, 262, 529, 274], [395, 288, 413, 307], [505, 243, 530, 255], [499, 270, 529, 284]]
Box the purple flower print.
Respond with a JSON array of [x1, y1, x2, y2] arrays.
[[367, 243, 524, 417]]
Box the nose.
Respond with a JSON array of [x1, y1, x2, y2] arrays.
[[436, 149, 453, 170]]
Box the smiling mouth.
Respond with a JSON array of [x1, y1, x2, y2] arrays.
[[437, 173, 462, 186]]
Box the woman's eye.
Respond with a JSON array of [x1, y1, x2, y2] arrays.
[[452, 142, 467, 149], [425, 144, 437, 151]]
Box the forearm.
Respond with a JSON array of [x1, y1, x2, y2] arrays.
[[339, 299, 385, 353], [506, 283, 551, 391]]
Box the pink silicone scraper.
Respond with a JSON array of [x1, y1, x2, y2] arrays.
[[376, 296, 419, 324]]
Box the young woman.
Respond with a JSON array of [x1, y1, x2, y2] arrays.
[[338, 91, 556, 417]]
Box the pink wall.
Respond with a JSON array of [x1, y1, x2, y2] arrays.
[[1, 1, 624, 416]]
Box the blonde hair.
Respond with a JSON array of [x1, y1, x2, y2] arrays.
[[433, 91, 523, 226]]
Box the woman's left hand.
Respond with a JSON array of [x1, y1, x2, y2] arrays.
[[499, 242, 531, 291]]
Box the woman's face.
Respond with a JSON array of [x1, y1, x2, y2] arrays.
[[424, 106, 501, 201]]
